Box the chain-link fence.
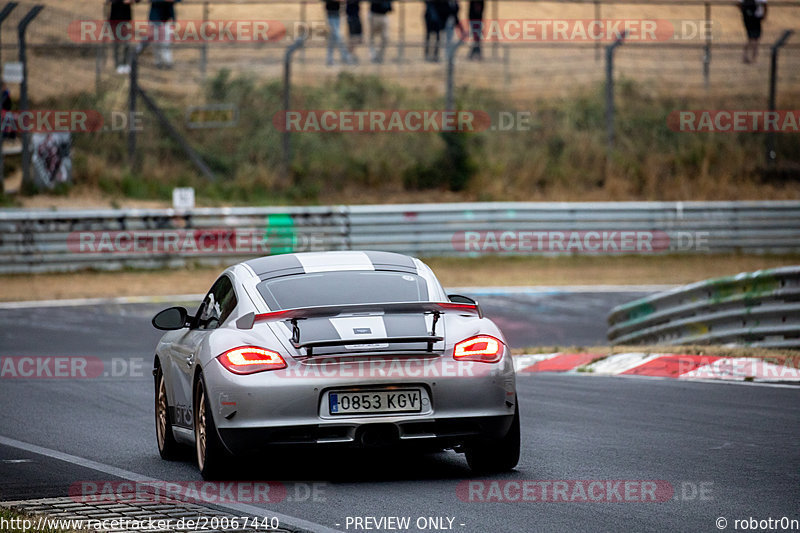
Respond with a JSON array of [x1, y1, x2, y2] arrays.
[[1, 0, 799, 197]]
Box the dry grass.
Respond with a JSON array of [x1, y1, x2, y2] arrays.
[[1, 253, 797, 302], [20, 0, 800, 99]]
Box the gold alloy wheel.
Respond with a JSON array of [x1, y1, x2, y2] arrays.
[[195, 384, 207, 470], [156, 375, 168, 450]]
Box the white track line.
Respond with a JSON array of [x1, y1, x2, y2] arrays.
[[0, 435, 341, 533], [0, 294, 204, 309], [448, 285, 675, 294]]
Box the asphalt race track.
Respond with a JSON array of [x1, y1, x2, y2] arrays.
[[1, 292, 798, 532]]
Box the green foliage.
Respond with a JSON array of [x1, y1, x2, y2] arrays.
[[31, 72, 800, 204]]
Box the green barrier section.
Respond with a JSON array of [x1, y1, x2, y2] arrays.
[[265, 214, 296, 255]]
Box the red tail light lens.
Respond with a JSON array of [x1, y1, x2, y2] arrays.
[[217, 346, 286, 375], [453, 335, 504, 363]]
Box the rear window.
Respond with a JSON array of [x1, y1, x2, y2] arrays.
[[257, 271, 429, 310]]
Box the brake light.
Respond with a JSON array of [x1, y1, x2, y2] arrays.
[[217, 346, 286, 375], [453, 335, 504, 363]]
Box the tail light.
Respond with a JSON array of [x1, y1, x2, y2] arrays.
[[217, 346, 286, 375], [453, 335, 504, 363]]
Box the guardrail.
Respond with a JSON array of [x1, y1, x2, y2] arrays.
[[607, 266, 800, 348], [1, 201, 799, 274]]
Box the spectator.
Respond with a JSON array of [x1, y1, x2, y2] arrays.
[[346, 0, 363, 63], [109, 0, 140, 74], [440, 1, 465, 58], [739, 0, 767, 63], [368, 0, 392, 64], [324, 0, 353, 66], [148, 0, 179, 69], [1, 81, 15, 140], [424, 0, 443, 62], [468, 0, 485, 60]]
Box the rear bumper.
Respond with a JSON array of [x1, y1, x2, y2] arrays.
[[218, 413, 515, 455]]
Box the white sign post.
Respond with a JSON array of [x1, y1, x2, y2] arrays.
[[172, 187, 195, 210], [3, 62, 24, 84]]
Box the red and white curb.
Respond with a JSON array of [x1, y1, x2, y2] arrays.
[[513, 352, 800, 383]]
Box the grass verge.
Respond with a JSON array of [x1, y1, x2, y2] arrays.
[[1, 254, 798, 302], [6, 72, 800, 208]]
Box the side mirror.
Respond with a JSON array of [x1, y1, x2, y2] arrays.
[[152, 307, 189, 330], [447, 294, 482, 318]]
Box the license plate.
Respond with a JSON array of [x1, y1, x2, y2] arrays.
[[328, 389, 422, 415]]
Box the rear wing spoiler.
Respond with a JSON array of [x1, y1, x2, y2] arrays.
[[235, 301, 481, 330], [236, 301, 480, 356]]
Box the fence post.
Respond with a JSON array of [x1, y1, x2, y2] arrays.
[[703, 2, 711, 89], [491, 0, 499, 60], [594, 0, 601, 62], [397, 0, 405, 63], [129, 43, 141, 172], [283, 36, 307, 181], [766, 29, 793, 165], [18, 4, 44, 193], [445, 33, 466, 112], [200, 1, 209, 77], [299, 0, 307, 64], [605, 33, 626, 152], [0, 3, 18, 75], [0, 2, 19, 191]]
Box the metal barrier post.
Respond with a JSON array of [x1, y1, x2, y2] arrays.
[[766, 29, 793, 165], [283, 36, 307, 181], [605, 33, 626, 151], [0, 2, 19, 191], [18, 4, 44, 193]]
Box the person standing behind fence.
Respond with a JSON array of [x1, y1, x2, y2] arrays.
[[109, 0, 140, 74], [739, 0, 767, 63], [440, 1, 464, 57], [468, 0, 484, 60], [346, 0, 363, 63], [368, 0, 392, 64], [324, 0, 353, 66], [148, 0, 179, 69], [424, 0, 443, 62]]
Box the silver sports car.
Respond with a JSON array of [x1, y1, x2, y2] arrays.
[[151, 251, 519, 479]]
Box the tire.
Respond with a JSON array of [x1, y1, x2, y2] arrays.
[[194, 372, 228, 480], [466, 399, 521, 474], [155, 366, 180, 460]]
